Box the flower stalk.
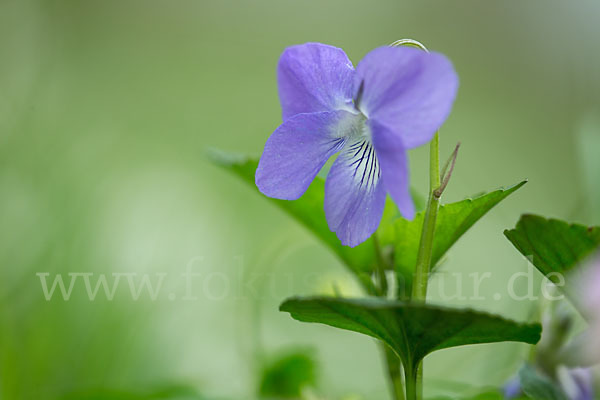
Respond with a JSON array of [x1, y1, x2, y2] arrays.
[[389, 39, 453, 400], [407, 134, 459, 400], [412, 132, 441, 302], [407, 133, 441, 400]]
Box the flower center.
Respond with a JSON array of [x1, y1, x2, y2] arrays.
[[349, 113, 371, 143], [331, 111, 369, 141]]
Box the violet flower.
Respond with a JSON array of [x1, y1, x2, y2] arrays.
[[255, 43, 458, 247]]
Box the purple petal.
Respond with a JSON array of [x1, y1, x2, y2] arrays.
[[354, 46, 458, 149], [324, 139, 387, 247], [278, 43, 355, 121], [370, 120, 415, 219], [579, 252, 600, 316], [255, 111, 351, 200], [560, 325, 600, 367], [558, 367, 594, 400], [569, 368, 594, 400]]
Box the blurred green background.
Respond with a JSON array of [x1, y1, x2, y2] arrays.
[[1, 0, 599, 399]]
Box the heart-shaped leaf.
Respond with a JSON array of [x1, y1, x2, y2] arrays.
[[504, 214, 600, 281], [280, 296, 541, 373], [393, 181, 527, 278]]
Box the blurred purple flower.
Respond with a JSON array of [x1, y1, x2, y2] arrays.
[[255, 43, 458, 247], [578, 252, 600, 316], [559, 367, 594, 400], [562, 252, 600, 366]]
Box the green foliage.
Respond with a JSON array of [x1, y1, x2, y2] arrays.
[[258, 350, 317, 398], [518, 364, 568, 400], [393, 181, 527, 279], [280, 296, 541, 372], [214, 149, 541, 397], [504, 214, 600, 282], [210, 150, 524, 287]]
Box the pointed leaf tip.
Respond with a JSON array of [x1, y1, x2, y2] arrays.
[[393, 181, 527, 280]]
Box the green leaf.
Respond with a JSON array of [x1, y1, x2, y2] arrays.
[[504, 214, 600, 281], [258, 349, 317, 398], [518, 364, 568, 400], [393, 181, 527, 278], [209, 150, 378, 274], [280, 296, 541, 372]]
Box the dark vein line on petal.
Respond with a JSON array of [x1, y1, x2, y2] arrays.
[[360, 146, 373, 188], [351, 144, 369, 177], [322, 138, 345, 155], [348, 141, 363, 151], [366, 150, 376, 190], [351, 141, 365, 158]]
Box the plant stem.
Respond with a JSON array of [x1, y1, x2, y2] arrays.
[[412, 132, 441, 301], [410, 132, 442, 400], [404, 364, 417, 400]]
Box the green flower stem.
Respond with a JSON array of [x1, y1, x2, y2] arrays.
[[412, 132, 441, 301], [409, 132, 442, 400], [391, 39, 443, 400]]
